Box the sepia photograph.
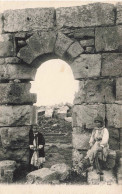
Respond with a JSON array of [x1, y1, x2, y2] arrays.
[[0, 0, 121, 193]]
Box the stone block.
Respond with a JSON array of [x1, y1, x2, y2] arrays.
[[0, 34, 14, 57], [0, 14, 3, 34], [3, 8, 55, 32], [5, 57, 21, 64], [0, 83, 36, 104], [17, 45, 36, 64], [0, 105, 37, 126], [45, 108, 54, 118], [18, 31, 56, 64], [95, 26, 122, 52], [71, 54, 101, 79], [0, 126, 30, 149], [56, 3, 115, 28], [80, 39, 94, 47], [50, 163, 70, 181], [106, 150, 116, 169], [100, 170, 117, 185], [102, 53, 122, 77], [116, 78, 122, 100], [72, 132, 91, 150], [45, 145, 72, 168], [74, 79, 115, 104], [0, 148, 29, 165], [72, 104, 105, 129], [0, 64, 37, 81], [67, 42, 84, 59], [26, 168, 58, 184], [87, 170, 100, 185], [0, 160, 16, 183], [106, 104, 122, 128], [73, 28, 94, 39], [54, 32, 73, 58], [72, 149, 86, 173], [0, 58, 4, 65], [109, 128, 120, 150], [116, 3, 122, 24], [85, 47, 94, 53], [117, 158, 122, 185]]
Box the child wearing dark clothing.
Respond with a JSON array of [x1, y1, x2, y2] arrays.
[[29, 124, 45, 171]]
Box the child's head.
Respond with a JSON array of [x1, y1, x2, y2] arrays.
[[94, 115, 104, 128], [32, 124, 38, 133]]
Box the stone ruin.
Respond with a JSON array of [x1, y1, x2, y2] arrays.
[[0, 2, 122, 184]]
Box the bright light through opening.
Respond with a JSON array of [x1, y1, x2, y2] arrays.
[[30, 59, 79, 106]]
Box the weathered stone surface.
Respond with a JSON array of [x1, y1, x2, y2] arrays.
[[5, 57, 21, 64], [45, 145, 72, 168], [0, 83, 36, 104], [116, 78, 122, 100], [54, 32, 73, 58], [0, 34, 14, 57], [80, 39, 94, 47], [85, 47, 94, 53], [45, 108, 54, 118], [0, 105, 36, 126], [65, 117, 72, 123], [100, 170, 117, 185], [3, 8, 55, 32], [87, 170, 100, 185], [56, 3, 115, 28], [0, 160, 16, 183], [109, 128, 120, 150], [116, 3, 122, 24], [95, 26, 122, 52], [27, 168, 58, 184], [88, 169, 116, 185], [74, 79, 115, 104], [117, 158, 122, 185], [57, 106, 69, 119], [0, 64, 37, 81], [72, 149, 86, 173], [71, 54, 101, 79], [102, 53, 122, 77], [29, 31, 56, 55], [0, 148, 29, 165], [50, 163, 70, 181], [0, 58, 5, 65], [106, 104, 122, 128], [106, 150, 116, 169], [0, 14, 3, 34], [18, 31, 56, 64], [67, 42, 84, 58], [17, 45, 35, 64], [72, 104, 105, 129], [0, 126, 30, 149], [73, 28, 94, 39], [72, 132, 91, 149]]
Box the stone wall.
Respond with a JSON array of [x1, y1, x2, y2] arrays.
[[0, 2, 122, 169]]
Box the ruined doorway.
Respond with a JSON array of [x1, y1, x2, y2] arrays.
[[30, 59, 79, 167]]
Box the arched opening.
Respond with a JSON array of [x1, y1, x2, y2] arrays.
[[31, 59, 79, 106], [30, 59, 79, 168]]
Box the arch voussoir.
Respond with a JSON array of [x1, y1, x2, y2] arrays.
[[17, 31, 57, 65]]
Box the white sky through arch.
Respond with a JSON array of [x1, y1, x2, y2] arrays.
[[30, 59, 79, 106]]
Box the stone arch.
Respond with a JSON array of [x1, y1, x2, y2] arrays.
[[0, 2, 122, 170]]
